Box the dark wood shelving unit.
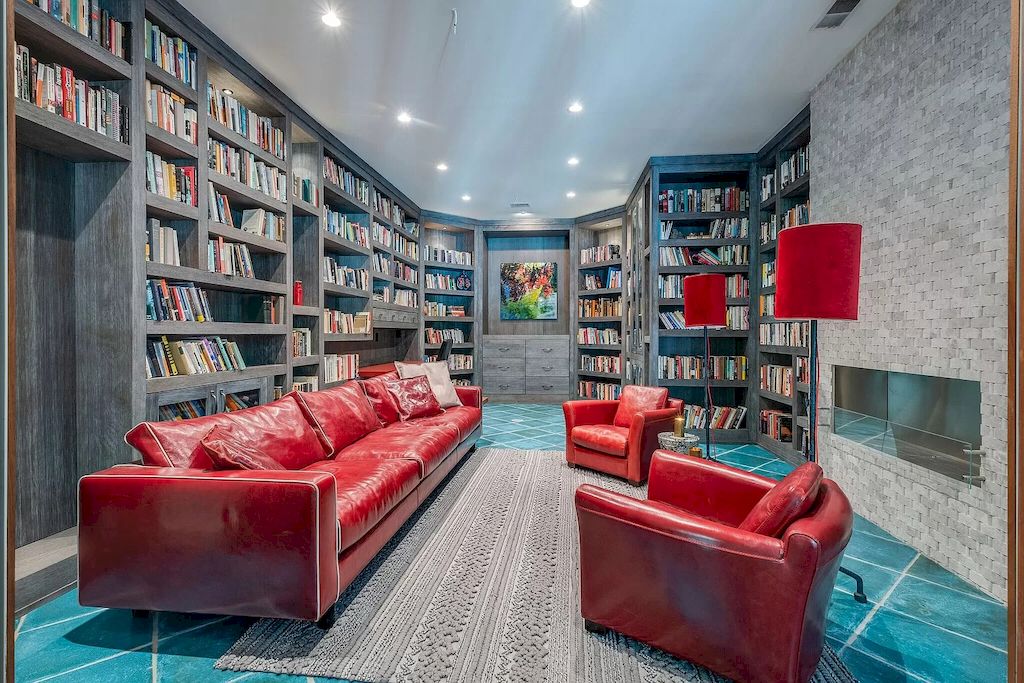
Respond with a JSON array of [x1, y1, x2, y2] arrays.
[[420, 221, 478, 384]]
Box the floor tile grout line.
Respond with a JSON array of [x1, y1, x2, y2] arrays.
[[876, 603, 1009, 654], [13, 616, 24, 642], [19, 609, 104, 634], [841, 552, 1005, 606], [838, 641, 932, 683], [151, 615, 158, 683], [841, 551, 920, 653]]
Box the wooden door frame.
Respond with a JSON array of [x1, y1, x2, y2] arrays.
[[1010, 0, 1022, 679]]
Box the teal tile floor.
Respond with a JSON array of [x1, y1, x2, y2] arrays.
[[15, 403, 1007, 682]]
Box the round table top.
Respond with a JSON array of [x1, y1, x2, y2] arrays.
[[657, 431, 701, 453]]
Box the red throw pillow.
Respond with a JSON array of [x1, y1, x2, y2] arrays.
[[612, 385, 669, 428], [289, 382, 381, 455], [385, 376, 443, 421], [739, 462, 824, 537], [361, 376, 402, 425], [200, 426, 285, 470]]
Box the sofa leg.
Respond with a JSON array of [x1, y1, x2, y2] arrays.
[[315, 609, 336, 630], [131, 609, 150, 619], [567, 462, 576, 468], [628, 479, 644, 487], [584, 619, 609, 634]]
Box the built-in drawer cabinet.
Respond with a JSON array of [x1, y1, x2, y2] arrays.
[[526, 376, 572, 395], [372, 304, 418, 329], [483, 357, 526, 377], [483, 378, 526, 395], [482, 335, 571, 401], [526, 338, 571, 359], [482, 338, 526, 358]]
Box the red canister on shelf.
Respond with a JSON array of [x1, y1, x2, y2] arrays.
[[293, 280, 304, 306]]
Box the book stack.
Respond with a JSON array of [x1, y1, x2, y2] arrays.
[[146, 279, 212, 322], [660, 218, 749, 240], [158, 399, 207, 421], [761, 170, 775, 202], [223, 393, 254, 412], [425, 272, 471, 290], [144, 19, 197, 88], [208, 86, 285, 160], [425, 327, 465, 344], [373, 191, 399, 223], [797, 356, 810, 384], [658, 186, 748, 213], [373, 284, 392, 304], [761, 260, 776, 288], [578, 297, 621, 318], [758, 322, 810, 347], [208, 237, 254, 277], [784, 201, 810, 229], [657, 355, 747, 381], [726, 274, 749, 298], [682, 404, 747, 430], [146, 219, 181, 265], [760, 214, 779, 245], [580, 244, 620, 265], [294, 176, 319, 207], [323, 260, 369, 290], [15, 46, 129, 143], [423, 301, 465, 317], [323, 310, 371, 335], [443, 354, 473, 371], [324, 209, 369, 246], [578, 328, 619, 345], [146, 335, 246, 378], [208, 139, 288, 202], [145, 80, 197, 144], [147, 152, 197, 205], [760, 364, 794, 397], [658, 310, 687, 330], [780, 145, 809, 188], [374, 256, 418, 285], [237, 208, 285, 241], [323, 156, 370, 204], [292, 376, 319, 392], [726, 306, 750, 330], [760, 293, 776, 318], [580, 354, 621, 374], [607, 269, 622, 288], [578, 381, 622, 400], [425, 247, 472, 266], [760, 410, 793, 442], [452, 378, 472, 387], [25, 1, 128, 57], [292, 328, 313, 358], [372, 222, 394, 249], [325, 354, 359, 384], [659, 275, 683, 299]]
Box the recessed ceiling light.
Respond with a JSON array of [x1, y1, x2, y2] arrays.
[[567, 156, 580, 166], [571, 0, 591, 7], [461, 194, 472, 202], [396, 111, 412, 124], [568, 101, 583, 114], [436, 162, 448, 172], [516, 211, 532, 216], [321, 10, 341, 27], [566, 191, 576, 198], [222, 88, 233, 96]]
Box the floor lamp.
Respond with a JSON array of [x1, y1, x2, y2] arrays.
[[775, 221, 866, 602], [683, 273, 727, 459]]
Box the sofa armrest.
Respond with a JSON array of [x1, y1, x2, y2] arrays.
[[455, 385, 483, 408], [79, 465, 340, 621], [647, 450, 774, 526], [625, 407, 679, 483], [563, 400, 620, 429]]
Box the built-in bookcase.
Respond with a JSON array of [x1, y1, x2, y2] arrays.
[[420, 222, 479, 385]]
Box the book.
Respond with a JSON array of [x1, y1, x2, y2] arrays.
[[146, 335, 246, 377], [24, 0, 127, 57], [577, 381, 621, 400], [146, 219, 181, 266], [146, 279, 212, 322], [657, 355, 747, 381], [146, 151, 197, 205], [580, 244, 620, 265], [323, 156, 370, 204], [145, 79, 197, 144], [208, 138, 288, 202], [208, 84, 286, 160], [424, 246, 472, 266], [324, 208, 369, 246], [144, 19, 197, 88], [658, 186, 748, 213], [324, 353, 359, 384], [322, 260, 369, 290]]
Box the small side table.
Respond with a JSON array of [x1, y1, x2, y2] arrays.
[[657, 431, 702, 457]]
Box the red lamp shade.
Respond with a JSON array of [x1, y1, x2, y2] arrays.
[[683, 273, 727, 328], [775, 222, 862, 321]]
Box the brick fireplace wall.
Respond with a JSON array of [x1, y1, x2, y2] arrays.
[[811, 0, 1010, 598]]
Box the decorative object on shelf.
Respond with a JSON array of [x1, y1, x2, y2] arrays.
[[456, 272, 472, 291], [293, 280, 303, 306], [683, 272, 726, 459], [499, 262, 557, 320]]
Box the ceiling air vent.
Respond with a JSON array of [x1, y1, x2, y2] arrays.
[[510, 202, 531, 210], [814, 0, 860, 29]]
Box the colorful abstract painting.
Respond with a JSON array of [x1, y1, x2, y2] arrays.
[[499, 262, 558, 320]]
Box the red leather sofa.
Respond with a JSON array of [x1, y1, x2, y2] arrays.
[[564, 385, 681, 485], [576, 451, 852, 683], [78, 373, 482, 625]]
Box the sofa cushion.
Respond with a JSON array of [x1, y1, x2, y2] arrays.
[[125, 395, 328, 470], [612, 385, 669, 428], [360, 373, 402, 426], [571, 424, 629, 457], [304, 457, 421, 551], [739, 462, 824, 537], [288, 382, 380, 455], [338, 422, 460, 477], [411, 405, 482, 441], [385, 376, 443, 421], [200, 426, 285, 470], [396, 361, 462, 408]]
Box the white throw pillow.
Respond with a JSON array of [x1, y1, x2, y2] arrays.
[[395, 361, 463, 408]]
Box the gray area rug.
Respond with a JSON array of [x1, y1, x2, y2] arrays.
[[217, 448, 856, 682]]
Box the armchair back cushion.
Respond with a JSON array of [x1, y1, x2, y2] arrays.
[[612, 385, 669, 428], [738, 462, 824, 537], [289, 382, 380, 455], [360, 373, 402, 425], [385, 376, 443, 421], [200, 426, 285, 470], [125, 395, 327, 470]]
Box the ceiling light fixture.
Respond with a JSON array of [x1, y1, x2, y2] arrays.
[[567, 156, 580, 166], [461, 194, 472, 202], [568, 101, 583, 114], [517, 211, 532, 216], [321, 10, 341, 27], [396, 111, 412, 124], [566, 191, 576, 198], [571, 0, 591, 7], [436, 162, 448, 172], [222, 88, 233, 96]]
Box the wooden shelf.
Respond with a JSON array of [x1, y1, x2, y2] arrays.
[[145, 124, 199, 160], [780, 174, 809, 199], [292, 197, 320, 217], [208, 170, 288, 213], [796, 416, 810, 429], [424, 289, 475, 297], [759, 344, 809, 357], [579, 258, 622, 269], [659, 211, 746, 221], [323, 178, 371, 214], [659, 265, 749, 274], [371, 301, 418, 312], [425, 343, 474, 350], [797, 382, 811, 394], [658, 297, 748, 307], [15, 100, 131, 162], [448, 369, 474, 376], [759, 389, 794, 406], [145, 192, 200, 221], [292, 305, 322, 317], [659, 238, 749, 247], [147, 364, 287, 394], [760, 196, 776, 211], [424, 316, 474, 323], [146, 321, 287, 336], [659, 379, 749, 388], [424, 260, 475, 271], [144, 60, 199, 103], [372, 241, 419, 266], [207, 118, 287, 171], [579, 287, 622, 297], [145, 262, 288, 295], [760, 285, 777, 295], [323, 232, 372, 257], [577, 343, 622, 351], [323, 282, 372, 298], [578, 370, 623, 380], [760, 240, 777, 253], [15, 3, 132, 80], [324, 333, 373, 343], [372, 271, 418, 289], [659, 329, 748, 338], [579, 316, 622, 323], [208, 222, 288, 254], [291, 355, 322, 367]]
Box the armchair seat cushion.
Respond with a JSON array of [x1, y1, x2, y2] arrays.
[[571, 424, 629, 457], [412, 406, 482, 441], [304, 457, 421, 551], [337, 422, 460, 476]]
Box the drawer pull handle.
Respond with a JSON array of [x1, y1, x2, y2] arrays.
[[499, 384, 510, 390], [541, 384, 554, 390], [499, 366, 511, 371], [498, 346, 510, 351], [541, 348, 553, 353], [542, 366, 554, 371]]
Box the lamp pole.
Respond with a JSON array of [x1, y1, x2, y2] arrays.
[[704, 323, 712, 459]]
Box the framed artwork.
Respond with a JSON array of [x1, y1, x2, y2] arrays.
[[499, 262, 558, 320]]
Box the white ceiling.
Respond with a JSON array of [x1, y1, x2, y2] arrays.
[[179, 0, 900, 220]]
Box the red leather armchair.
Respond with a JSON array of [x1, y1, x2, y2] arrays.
[[564, 385, 681, 485], [575, 451, 853, 683]]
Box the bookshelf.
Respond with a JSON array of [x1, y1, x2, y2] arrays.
[[754, 107, 811, 461]]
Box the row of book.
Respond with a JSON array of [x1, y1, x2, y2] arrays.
[[292, 328, 313, 358], [325, 209, 369, 246], [146, 153, 197, 206], [208, 139, 288, 202], [14, 46, 129, 143], [146, 335, 246, 378], [658, 307, 749, 331], [580, 354, 621, 374], [660, 245, 749, 267], [208, 237, 255, 278], [442, 354, 473, 371], [292, 376, 319, 392], [224, 392, 255, 411], [323, 156, 370, 205], [394, 289, 418, 308], [373, 223, 418, 259], [581, 268, 622, 291], [373, 190, 405, 226], [294, 176, 319, 207], [373, 285, 391, 304], [760, 214, 779, 244], [797, 356, 810, 384], [659, 218, 749, 240], [580, 244, 620, 265], [146, 220, 181, 266], [658, 274, 749, 299], [425, 247, 472, 266], [159, 399, 207, 421], [425, 327, 465, 344], [423, 301, 467, 317], [325, 354, 359, 384], [579, 297, 621, 318], [761, 260, 776, 288], [145, 19, 197, 89], [760, 410, 793, 443], [657, 355, 747, 381], [578, 327, 620, 345], [147, 279, 212, 322], [759, 321, 810, 347], [323, 260, 369, 290], [760, 364, 794, 397], [783, 202, 810, 229], [26, 0, 128, 57], [373, 255, 418, 285], [760, 293, 775, 318], [780, 145, 809, 188], [761, 170, 775, 202], [425, 273, 472, 291], [658, 187, 748, 214], [578, 381, 622, 400], [323, 310, 371, 335], [208, 85, 286, 160], [222, 203, 285, 243], [681, 404, 747, 430], [145, 80, 197, 144]]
